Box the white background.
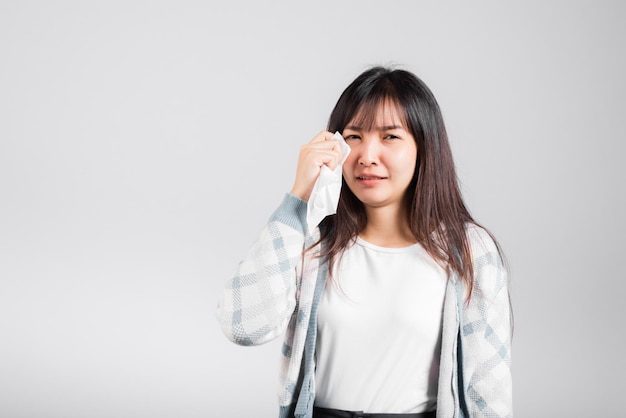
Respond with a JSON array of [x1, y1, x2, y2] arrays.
[[1, 1, 624, 417]]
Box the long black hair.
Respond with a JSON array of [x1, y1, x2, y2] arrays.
[[317, 66, 502, 298]]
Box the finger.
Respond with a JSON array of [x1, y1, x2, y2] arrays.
[[316, 148, 342, 170], [309, 130, 334, 144], [307, 137, 343, 153]]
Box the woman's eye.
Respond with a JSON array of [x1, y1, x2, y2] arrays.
[[344, 134, 361, 140], [384, 134, 400, 140]]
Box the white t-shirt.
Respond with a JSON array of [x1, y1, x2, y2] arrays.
[[315, 237, 447, 413]]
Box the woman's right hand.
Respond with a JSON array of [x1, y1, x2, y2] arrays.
[[290, 131, 343, 202]]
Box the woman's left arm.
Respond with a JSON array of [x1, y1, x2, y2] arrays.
[[462, 226, 513, 418]]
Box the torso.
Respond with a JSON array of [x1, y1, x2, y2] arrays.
[[314, 237, 447, 413]]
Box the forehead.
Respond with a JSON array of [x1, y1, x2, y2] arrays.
[[347, 99, 407, 130]]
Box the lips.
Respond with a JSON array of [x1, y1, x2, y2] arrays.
[[356, 175, 387, 180]]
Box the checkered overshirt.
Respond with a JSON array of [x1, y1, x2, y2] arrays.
[[217, 194, 513, 417]]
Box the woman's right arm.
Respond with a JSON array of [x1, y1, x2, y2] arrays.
[[217, 131, 342, 346], [216, 193, 308, 346]]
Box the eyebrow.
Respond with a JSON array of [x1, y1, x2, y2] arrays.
[[344, 124, 404, 131]]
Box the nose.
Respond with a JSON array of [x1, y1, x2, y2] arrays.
[[358, 138, 379, 167]]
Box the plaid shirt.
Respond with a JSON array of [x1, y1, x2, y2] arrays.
[[217, 194, 513, 418]]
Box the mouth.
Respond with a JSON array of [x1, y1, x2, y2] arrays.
[[356, 176, 387, 180]]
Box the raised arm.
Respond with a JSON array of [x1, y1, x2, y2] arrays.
[[217, 130, 343, 346]]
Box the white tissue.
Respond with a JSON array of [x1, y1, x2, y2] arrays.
[[306, 131, 351, 232]]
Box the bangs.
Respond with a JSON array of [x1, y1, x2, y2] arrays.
[[328, 67, 417, 134], [347, 96, 409, 131]]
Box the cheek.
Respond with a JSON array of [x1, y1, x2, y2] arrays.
[[342, 154, 358, 176], [389, 152, 417, 177]]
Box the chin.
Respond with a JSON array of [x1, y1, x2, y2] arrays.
[[357, 197, 393, 209]]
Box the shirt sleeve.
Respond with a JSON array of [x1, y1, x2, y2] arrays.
[[461, 225, 513, 418], [216, 193, 309, 346]]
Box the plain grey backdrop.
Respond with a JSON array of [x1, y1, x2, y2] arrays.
[[1, 1, 624, 417]]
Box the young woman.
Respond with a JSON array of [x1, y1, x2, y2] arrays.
[[217, 66, 513, 418]]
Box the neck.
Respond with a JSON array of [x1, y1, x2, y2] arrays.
[[360, 204, 416, 248]]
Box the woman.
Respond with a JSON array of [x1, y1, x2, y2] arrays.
[[217, 66, 513, 418]]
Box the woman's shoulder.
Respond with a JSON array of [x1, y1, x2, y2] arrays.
[[465, 222, 500, 259], [464, 222, 508, 295]]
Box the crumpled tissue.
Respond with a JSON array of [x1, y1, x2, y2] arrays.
[[306, 131, 351, 233]]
